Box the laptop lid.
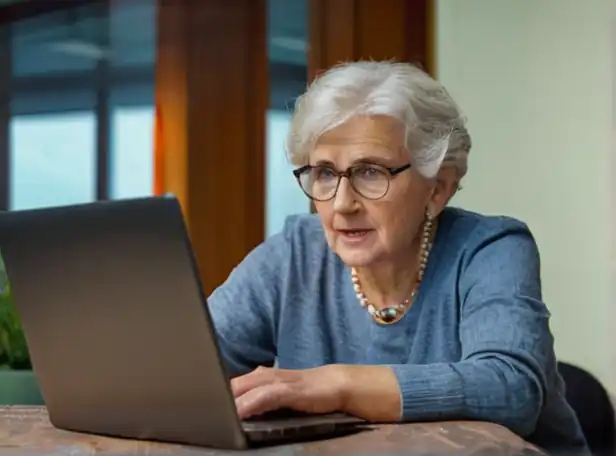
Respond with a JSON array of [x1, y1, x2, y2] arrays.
[[0, 196, 248, 450]]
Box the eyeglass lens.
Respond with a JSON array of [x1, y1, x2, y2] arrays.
[[298, 164, 390, 201]]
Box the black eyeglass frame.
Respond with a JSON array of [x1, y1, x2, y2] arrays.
[[292, 162, 412, 202]]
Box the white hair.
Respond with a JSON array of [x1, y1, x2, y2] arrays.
[[286, 61, 471, 179]]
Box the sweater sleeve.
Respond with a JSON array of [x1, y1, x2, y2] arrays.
[[389, 220, 552, 437], [207, 232, 288, 378]]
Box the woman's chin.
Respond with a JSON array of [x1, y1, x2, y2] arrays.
[[335, 247, 380, 268]]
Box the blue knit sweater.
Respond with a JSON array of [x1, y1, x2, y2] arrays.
[[208, 207, 589, 454]]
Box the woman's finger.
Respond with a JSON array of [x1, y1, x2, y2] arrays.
[[235, 382, 290, 419], [230, 366, 274, 398]]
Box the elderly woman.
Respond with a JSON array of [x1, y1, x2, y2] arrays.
[[208, 61, 588, 454]]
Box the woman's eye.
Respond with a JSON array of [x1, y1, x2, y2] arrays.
[[314, 167, 336, 180], [358, 166, 379, 177]]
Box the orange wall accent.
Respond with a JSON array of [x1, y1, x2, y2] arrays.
[[155, 0, 267, 294]]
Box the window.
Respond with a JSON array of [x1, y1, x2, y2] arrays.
[[10, 112, 96, 210], [266, 110, 308, 236], [2, 0, 157, 210], [110, 107, 155, 199], [266, 0, 309, 236]]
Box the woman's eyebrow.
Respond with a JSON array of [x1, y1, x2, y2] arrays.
[[351, 156, 393, 165]]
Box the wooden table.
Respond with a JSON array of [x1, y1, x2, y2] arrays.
[[1, 406, 544, 455]]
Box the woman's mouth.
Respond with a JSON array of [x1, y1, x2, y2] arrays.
[[337, 229, 373, 243]]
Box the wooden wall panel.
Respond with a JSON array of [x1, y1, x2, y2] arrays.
[[155, 0, 267, 294], [309, 0, 433, 80]]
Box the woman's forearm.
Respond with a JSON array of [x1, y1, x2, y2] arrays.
[[389, 358, 543, 437], [340, 358, 543, 437]]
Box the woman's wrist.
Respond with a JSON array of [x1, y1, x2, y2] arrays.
[[335, 364, 402, 422]]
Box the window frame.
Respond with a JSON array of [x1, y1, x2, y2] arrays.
[[0, 0, 156, 211]]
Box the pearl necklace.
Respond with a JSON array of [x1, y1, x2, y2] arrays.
[[351, 213, 434, 325]]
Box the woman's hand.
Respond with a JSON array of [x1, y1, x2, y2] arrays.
[[231, 365, 348, 419], [231, 364, 402, 422]]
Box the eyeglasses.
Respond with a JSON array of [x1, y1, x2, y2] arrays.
[[292, 163, 412, 202]]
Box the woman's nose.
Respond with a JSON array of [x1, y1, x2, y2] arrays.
[[333, 178, 357, 213]]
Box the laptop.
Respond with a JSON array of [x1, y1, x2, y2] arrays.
[[0, 195, 364, 450]]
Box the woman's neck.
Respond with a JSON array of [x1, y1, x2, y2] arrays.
[[353, 253, 419, 310], [352, 220, 437, 310]]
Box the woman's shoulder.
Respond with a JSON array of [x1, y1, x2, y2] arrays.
[[436, 207, 540, 272], [209, 213, 331, 315], [279, 212, 328, 245], [441, 206, 535, 246], [250, 213, 334, 275]]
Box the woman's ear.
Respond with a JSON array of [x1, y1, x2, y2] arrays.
[[427, 167, 460, 216]]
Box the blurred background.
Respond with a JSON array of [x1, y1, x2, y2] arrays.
[[0, 0, 613, 397]]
